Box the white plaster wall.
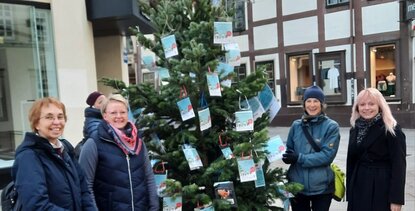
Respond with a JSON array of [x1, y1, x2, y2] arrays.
[[252, 0, 276, 22], [362, 2, 400, 35], [283, 17, 318, 46], [282, 0, 317, 16], [325, 10, 351, 41], [233, 35, 249, 52], [253, 24, 278, 50], [50, 0, 97, 144]]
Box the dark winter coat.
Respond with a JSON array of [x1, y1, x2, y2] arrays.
[[346, 121, 406, 211], [75, 107, 103, 159], [83, 107, 103, 140], [79, 121, 159, 211], [12, 132, 96, 211]]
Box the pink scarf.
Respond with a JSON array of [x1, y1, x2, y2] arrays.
[[109, 122, 142, 155]]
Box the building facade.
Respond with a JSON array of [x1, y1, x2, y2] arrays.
[[1, 0, 414, 162], [229, 0, 415, 128], [0, 0, 153, 163]]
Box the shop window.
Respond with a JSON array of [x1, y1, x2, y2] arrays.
[[287, 53, 312, 103], [315, 51, 347, 103], [326, 0, 349, 7], [369, 44, 397, 98], [255, 61, 275, 93]]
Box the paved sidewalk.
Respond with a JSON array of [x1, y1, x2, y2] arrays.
[[268, 127, 415, 211]]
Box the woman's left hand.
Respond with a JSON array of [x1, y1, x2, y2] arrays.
[[390, 203, 402, 211]]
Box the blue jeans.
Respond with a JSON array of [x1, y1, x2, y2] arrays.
[[290, 193, 333, 211]]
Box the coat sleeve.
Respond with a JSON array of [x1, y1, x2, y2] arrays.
[[298, 122, 340, 168], [78, 138, 99, 206], [388, 126, 406, 204], [13, 150, 66, 211], [142, 144, 160, 211]]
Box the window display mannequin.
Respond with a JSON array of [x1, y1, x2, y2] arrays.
[[386, 72, 396, 96]]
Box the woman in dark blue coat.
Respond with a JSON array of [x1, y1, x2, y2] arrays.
[[12, 97, 97, 211], [347, 88, 406, 211], [79, 94, 159, 211]]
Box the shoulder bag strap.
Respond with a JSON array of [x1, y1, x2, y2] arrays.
[[301, 125, 321, 152]]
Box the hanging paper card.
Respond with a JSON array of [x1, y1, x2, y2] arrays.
[[235, 110, 254, 131], [254, 163, 266, 188], [258, 84, 281, 122], [198, 107, 211, 131], [217, 62, 234, 78], [151, 159, 159, 168], [211, 0, 221, 7], [237, 156, 257, 182], [163, 196, 182, 211], [225, 49, 241, 66], [177, 97, 195, 121], [265, 135, 286, 163], [157, 67, 170, 85], [142, 55, 156, 70], [154, 173, 167, 197], [224, 43, 240, 51], [161, 35, 179, 58], [221, 147, 234, 160], [220, 79, 232, 88], [242, 97, 265, 121], [182, 145, 203, 170], [206, 73, 222, 97], [213, 181, 238, 207], [213, 22, 233, 44]]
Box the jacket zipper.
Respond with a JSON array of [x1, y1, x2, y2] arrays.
[[126, 154, 134, 211]]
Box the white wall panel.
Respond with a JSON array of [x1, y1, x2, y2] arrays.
[[283, 17, 318, 46], [252, 0, 276, 21], [362, 2, 399, 35], [282, 0, 317, 16], [325, 10, 351, 40], [253, 24, 278, 50], [233, 34, 249, 52]]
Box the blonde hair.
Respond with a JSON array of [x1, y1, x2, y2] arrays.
[[350, 88, 397, 136], [100, 94, 129, 114], [29, 97, 67, 133]]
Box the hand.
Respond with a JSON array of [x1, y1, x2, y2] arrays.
[[282, 150, 298, 164], [390, 203, 402, 211]]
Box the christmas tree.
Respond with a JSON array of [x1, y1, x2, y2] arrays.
[[101, 0, 302, 210]]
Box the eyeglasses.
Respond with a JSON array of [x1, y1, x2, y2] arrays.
[[106, 111, 127, 117], [40, 114, 65, 122]]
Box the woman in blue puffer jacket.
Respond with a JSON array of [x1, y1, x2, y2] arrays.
[[283, 85, 340, 211]]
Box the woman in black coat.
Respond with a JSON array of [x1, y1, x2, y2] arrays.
[[347, 88, 406, 211]]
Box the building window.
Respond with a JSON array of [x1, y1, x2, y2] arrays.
[[326, 0, 349, 7], [0, 4, 14, 40], [226, 0, 246, 32], [255, 61, 275, 93], [287, 53, 312, 103], [315, 51, 347, 103], [369, 43, 397, 98]]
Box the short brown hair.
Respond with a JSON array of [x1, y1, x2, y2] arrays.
[[29, 97, 67, 132]]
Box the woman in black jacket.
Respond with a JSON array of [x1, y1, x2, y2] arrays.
[[12, 97, 96, 210], [347, 88, 406, 211]]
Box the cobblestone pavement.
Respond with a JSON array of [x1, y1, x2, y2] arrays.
[[268, 127, 415, 211]]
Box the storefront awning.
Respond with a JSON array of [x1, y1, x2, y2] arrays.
[[85, 0, 155, 36]]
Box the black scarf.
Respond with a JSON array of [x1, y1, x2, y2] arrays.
[[355, 113, 382, 144]]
